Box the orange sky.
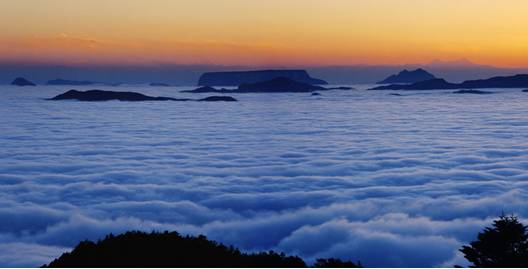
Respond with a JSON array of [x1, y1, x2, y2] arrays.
[[1, 0, 527, 67]]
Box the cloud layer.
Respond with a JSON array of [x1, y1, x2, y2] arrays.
[[1, 86, 528, 267]]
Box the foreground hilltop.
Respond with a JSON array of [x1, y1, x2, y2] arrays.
[[198, 70, 328, 86], [44, 231, 359, 268]]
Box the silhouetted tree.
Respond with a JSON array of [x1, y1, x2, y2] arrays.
[[314, 258, 361, 268], [460, 215, 528, 267]]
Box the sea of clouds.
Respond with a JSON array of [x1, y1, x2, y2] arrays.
[[1, 85, 528, 267]]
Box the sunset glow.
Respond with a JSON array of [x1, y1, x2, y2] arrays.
[[1, 0, 528, 67]]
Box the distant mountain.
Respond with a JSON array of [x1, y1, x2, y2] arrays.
[[11, 77, 36, 86], [198, 70, 328, 86], [371, 79, 458, 90], [183, 77, 333, 93], [377, 68, 437, 84], [49, 90, 237, 102], [238, 77, 328, 92], [461, 74, 528, 88], [370, 74, 528, 90], [47, 79, 96, 86], [149, 82, 171, 87]]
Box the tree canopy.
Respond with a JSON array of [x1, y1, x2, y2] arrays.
[[460, 215, 528, 267]]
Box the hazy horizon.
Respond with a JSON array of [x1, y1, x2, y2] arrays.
[[2, 60, 528, 85]]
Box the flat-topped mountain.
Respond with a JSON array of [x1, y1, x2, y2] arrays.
[[198, 70, 328, 86], [11, 77, 36, 86], [377, 68, 437, 84], [183, 77, 333, 93], [370, 74, 528, 90], [49, 90, 237, 102]]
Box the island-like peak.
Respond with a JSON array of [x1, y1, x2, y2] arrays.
[[377, 68, 437, 84], [237, 77, 327, 93], [11, 77, 36, 86], [48, 89, 237, 102], [198, 69, 328, 86], [47, 79, 97, 86]]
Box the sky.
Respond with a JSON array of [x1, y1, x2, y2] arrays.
[[1, 0, 528, 67]]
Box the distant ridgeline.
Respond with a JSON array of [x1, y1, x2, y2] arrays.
[[46, 79, 121, 86], [198, 70, 328, 86], [370, 74, 528, 90]]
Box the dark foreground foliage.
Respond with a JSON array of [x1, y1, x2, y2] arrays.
[[44, 231, 360, 268], [313, 258, 361, 268], [460, 215, 528, 267]]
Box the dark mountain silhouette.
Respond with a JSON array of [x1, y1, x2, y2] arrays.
[[327, 86, 354, 90], [198, 96, 238, 102], [149, 83, 171, 87], [183, 78, 334, 93], [460, 215, 528, 268], [181, 86, 230, 93], [11, 77, 36, 86], [371, 78, 458, 90], [461, 74, 528, 88], [237, 77, 328, 92], [47, 79, 97, 86], [523, 89, 528, 92], [377, 68, 437, 84], [49, 90, 237, 102], [43, 231, 360, 268], [453, 89, 494, 95], [370, 74, 528, 90], [198, 70, 328, 86]]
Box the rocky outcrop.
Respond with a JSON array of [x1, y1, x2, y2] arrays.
[[198, 96, 237, 102], [453, 89, 494, 94], [183, 78, 335, 93], [371, 74, 528, 91], [371, 79, 458, 90], [327, 86, 354, 90], [180, 86, 228, 93], [377, 68, 437, 84], [149, 83, 171, 87], [49, 90, 237, 102], [11, 77, 36, 86], [47, 79, 96, 86], [198, 70, 327, 86], [460, 74, 528, 88], [237, 77, 327, 93]]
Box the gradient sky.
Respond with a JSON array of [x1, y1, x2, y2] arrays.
[[1, 0, 527, 67]]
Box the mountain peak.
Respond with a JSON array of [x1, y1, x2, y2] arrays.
[[378, 68, 437, 84]]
